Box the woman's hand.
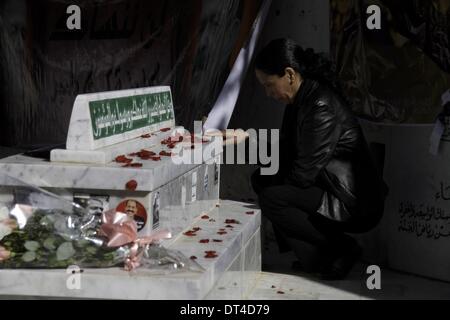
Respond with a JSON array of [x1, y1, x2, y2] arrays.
[[205, 129, 249, 146]]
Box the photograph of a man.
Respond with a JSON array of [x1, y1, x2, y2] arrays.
[[116, 199, 147, 232]]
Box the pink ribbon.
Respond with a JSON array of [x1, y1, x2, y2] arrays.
[[99, 210, 172, 271]]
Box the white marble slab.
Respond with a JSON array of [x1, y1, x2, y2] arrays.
[[0, 200, 261, 300], [0, 135, 222, 192]]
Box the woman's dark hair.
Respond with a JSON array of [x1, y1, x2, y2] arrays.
[[255, 38, 346, 103]]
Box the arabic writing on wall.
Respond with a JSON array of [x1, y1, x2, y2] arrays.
[[398, 182, 450, 239], [398, 201, 450, 239]]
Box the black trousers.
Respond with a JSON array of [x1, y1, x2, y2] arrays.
[[251, 169, 356, 268]]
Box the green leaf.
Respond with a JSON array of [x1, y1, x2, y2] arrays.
[[22, 251, 36, 262], [56, 242, 75, 261], [24, 241, 40, 252], [39, 215, 55, 227], [43, 237, 57, 250], [85, 246, 98, 255]]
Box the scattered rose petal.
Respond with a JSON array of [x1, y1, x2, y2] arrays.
[[225, 219, 240, 224], [277, 291, 285, 294], [201, 215, 210, 219], [192, 227, 201, 232], [190, 256, 197, 260], [225, 225, 234, 228], [129, 163, 143, 168], [213, 239, 223, 243], [209, 219, 216, 222], [159, 151, 172, 157], [150, 156, 161, 161], [204, 250, 218, 258], [271, 285, 276, 289], [217, 231, 227, 235], [183, 231, 197, 237], [141, 134, 151, 138], [122, 162, 143, 168], [137, 149, 156, 158], [125, 180, 138, 191], [199, 239, 210, 244], [246, 211, 255, 215], [115, 155, 133, 164], [160, 127, 171, 132]]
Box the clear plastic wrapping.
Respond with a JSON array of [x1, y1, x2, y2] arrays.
[[0, 174, 203, 274]]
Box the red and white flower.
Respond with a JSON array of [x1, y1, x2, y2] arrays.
[[0, 245, 11, 262]]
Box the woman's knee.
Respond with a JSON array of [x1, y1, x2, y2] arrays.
[[258, 186, 285, 208]]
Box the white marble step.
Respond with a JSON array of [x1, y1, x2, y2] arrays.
[[0, 200, 261, 300]]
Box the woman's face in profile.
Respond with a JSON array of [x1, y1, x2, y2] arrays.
[[255, 69, 294, 104]]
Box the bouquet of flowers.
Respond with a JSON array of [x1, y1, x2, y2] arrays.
[[0, 174, 203, 274]]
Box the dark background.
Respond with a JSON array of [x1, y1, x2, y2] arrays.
[[0, 0, 261, 148]]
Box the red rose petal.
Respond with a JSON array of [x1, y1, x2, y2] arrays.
[[159, 151, 172, 157], [141, 134, 151, 138], [183, 231, 197, 237], [125, 180, 138, 191], [190, 256, 197, 260], [115, 155, 133, 164], [204, 250, 218, 258], [217, 231, 227, 235], [246, 211, 255, 215], [138, 149, 156, 158], [225, 219, 240, 224], [129, 163, 143, 168], [192, 227, 201, 232], [150, 156, 161, 161], [160, 127, 171, 132], [277, 291, 285, 294], [199, 239, 210, 244], [201, 215, 210, 219], [225, 225, 234, 228], [213, 239, 223, 243]]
